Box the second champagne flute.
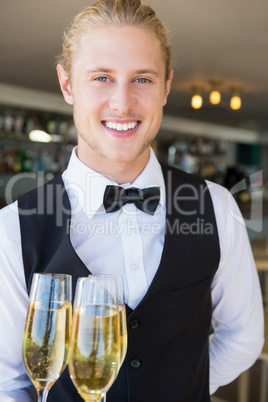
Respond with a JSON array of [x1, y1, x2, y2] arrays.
[[69, 275, 121, 402], [113, 276, 127, 373], [89, 275, 128, 374]]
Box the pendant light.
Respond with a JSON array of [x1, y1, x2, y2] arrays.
[[230, 87, 242, 110], [209, 80, 221, 105], [191, 86, 203, 109]]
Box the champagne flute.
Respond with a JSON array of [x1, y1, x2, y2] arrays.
[[113, 276, 127, 373], [88, 275, 127, 402], [22, 273, 72, 402], [69, 275, 121, 402], [96, 275, 127, 402], [88, 275, 127, 373]]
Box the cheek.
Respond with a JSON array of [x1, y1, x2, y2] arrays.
[[79, 90, 109, 118], [142, 96, 164, 121], [142, 86, 166, 107], [73, 93, 97, 117]]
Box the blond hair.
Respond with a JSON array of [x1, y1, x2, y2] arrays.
[[57, 0, 172, 81]]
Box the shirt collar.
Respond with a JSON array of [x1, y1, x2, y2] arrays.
[[64, 146, 165, 218]]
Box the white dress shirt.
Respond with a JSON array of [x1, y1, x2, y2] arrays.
[[0, 147, 264, 401]]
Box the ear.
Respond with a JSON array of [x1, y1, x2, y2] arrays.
[[163, 70, 174, 106], [57, 64, 74, 105]]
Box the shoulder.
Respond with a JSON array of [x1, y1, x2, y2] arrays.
[[18, 174, 64, 210], [0, 200, 22, 253], [205, 180, 249, 260], [205, 179, 242, 221], [206, 180, 232, 206], [0, 201, 20, 236]]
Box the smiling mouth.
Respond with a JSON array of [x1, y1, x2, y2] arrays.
[[102, 121, 139, 132]]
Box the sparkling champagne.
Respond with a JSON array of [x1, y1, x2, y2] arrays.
[[118, 305, 127, 367], [69, 305, 120, 400], [22, 300, 72, 391]]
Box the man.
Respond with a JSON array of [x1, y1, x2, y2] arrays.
[[0, 0, 264, 401]]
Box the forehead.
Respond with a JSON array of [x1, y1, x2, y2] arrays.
[[73, 24, 165, 74]]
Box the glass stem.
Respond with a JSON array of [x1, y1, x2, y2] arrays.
[[85, 394, 106, 402], [37, 388, 49, 402]]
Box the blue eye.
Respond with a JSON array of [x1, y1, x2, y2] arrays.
[[136, 78, 149, 83], [96, 76, 109, 82]]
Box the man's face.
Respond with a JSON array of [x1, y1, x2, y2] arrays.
[[58, 25, 173, 172]]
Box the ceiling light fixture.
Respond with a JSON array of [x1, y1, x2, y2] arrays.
[[191, 86, 203, 109], [230, 87, 242, 110], [209, 80, 221, 105]]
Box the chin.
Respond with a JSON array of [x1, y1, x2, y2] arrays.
[[109, 154, 136, 163], [105, 147, 137, 162]]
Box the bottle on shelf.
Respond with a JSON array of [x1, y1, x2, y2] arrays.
[[14, 110, 25, 133], [3, 109, 14, 133]]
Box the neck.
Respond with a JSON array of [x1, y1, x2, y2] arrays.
[[77, 146, 150, 185]]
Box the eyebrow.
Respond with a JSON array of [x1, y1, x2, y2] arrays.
[[136, 69, 159, 77], [86, 67, 159, 77]]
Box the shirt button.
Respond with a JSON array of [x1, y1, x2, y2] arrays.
[[130, 319, 139, 330], [130, 263, 139, 271], [130, 359, 141, 369]]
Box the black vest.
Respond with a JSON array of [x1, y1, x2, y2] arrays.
[[18, 164, 220, 402]]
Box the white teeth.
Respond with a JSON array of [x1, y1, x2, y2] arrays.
[[104, 121, 138, 131]]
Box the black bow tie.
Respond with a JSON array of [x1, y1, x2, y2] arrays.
[[103, 185, 160, 215]]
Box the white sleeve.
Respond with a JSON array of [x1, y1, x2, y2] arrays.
[[0, 202, 33, 396], [207, 181, 264, 394], [0, 389, 34, 402]]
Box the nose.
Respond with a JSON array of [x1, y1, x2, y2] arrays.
[[109, 81, 136, 115]]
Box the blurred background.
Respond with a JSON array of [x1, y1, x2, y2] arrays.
[[0, 1, 268, 400], [0, 0, 267, 203]]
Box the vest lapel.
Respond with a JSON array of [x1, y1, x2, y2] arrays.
[[43, 234, 91, 299]]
